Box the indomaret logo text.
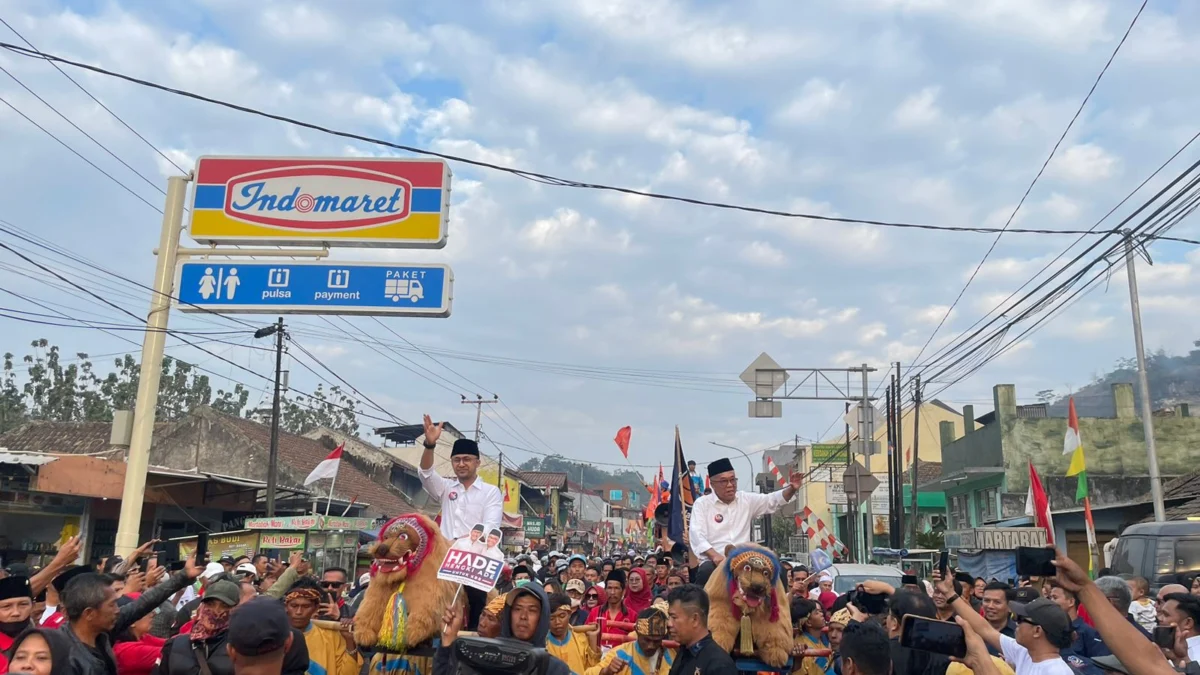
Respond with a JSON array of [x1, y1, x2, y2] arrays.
[[224, 165, 413, 230]]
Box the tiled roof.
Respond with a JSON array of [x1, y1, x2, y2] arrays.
[[918, 462, 943, 485], [517, 471, 569, 489], [0, 420, 159, 456], [211, 410, 413, 517]]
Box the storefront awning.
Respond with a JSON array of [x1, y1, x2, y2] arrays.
[[0, 451, 58, 466]]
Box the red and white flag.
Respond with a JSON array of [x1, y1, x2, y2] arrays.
[[304, 445, 343, 485], [1024, 460, 1055, 546]]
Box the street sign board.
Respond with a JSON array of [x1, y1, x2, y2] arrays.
[[842, 461, 881, 503], [524, 519, 546, 538], [827, 476, 889, 512], [176, 261, 453, 316], [810, 443, 848, 465], [741, 352, 788, 397], [188, 156, 451, 248]]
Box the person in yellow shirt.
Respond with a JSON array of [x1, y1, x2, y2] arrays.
[[586, 607, 674, 675], [547, 593, 601, 674], [283, 579, 362, 675]]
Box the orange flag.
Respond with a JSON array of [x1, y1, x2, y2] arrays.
[[614, 426, 632, 457]]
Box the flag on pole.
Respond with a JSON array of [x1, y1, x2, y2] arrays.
[[304, 445, 343, 485], [1025, 461, 1055, 546], [504, 481, 512, 504], [1063, 397, 1098, 575], [614, 426, 632, 458], [667, 427, 696, 544]]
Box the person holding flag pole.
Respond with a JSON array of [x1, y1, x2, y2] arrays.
[[304, 443, 345, 517]]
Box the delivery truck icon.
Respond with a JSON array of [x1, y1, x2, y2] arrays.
[[384, 277, 424, 303]]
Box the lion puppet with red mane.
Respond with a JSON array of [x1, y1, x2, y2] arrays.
[[704, 542, 793, 668], [353, 513, 463, 653]]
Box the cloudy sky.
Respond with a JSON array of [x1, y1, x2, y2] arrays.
[[2, 0, 1200, 478]]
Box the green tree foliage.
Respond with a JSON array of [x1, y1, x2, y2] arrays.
[[0, 340, 362, 436], [518, 454, 648, 498], [279, 384, 359, 437]]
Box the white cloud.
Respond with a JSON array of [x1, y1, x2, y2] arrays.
[[914, 305, 953, 324], [738, 241, 787, 267], [775, 79, 848, 125], [1047, 143, 1119, 183], [892, 86, 942, 128], [859, 322, 888, 345], [519, 208, 633, 253]]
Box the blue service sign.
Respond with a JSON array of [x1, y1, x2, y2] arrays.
[[175, 261, 452, 317]]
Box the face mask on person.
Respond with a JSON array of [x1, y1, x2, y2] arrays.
[[0, 619, 29, 638], [514, 579, 531, 588], [570, 597, 581, 608]]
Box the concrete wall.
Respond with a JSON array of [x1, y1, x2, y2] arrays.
[[941, 422, 1003, 476]]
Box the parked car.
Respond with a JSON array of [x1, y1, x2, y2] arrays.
[[1109, 521, 1200, 592], [822, 563, 905, 594]]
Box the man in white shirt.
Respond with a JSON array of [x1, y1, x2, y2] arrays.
[[418, 414, 503, 628], [688, 457, 802, 587], [937, 570, 1075, 675]]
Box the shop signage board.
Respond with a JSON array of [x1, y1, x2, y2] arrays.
[[244, 515, 375, 531], [944, 527, 1048, 550], [175, 261, 453, 317], [524, 519, 545, 538], [177, 530, 259, 560], [259, 532, 307, 549], [188, 156, 451, 248]]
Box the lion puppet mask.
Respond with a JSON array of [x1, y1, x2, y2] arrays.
[[704, 543, 793, 668], [353, 513, 462, 651]]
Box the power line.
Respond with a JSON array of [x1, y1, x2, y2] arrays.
[[907, 0, 1148, 373], [0, 15, 188, 174], [0, 39, 1144, 239]]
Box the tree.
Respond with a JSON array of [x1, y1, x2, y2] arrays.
[[1035, 389, 1056, 405], [0, 352, 26, 434], [280, 384, 360, 437], [1, 340, 364, 435]]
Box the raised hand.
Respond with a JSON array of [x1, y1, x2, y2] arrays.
[[422, 414, 444, 446]]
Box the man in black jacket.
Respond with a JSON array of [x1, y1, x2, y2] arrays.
[[156, 578, 309, 675], [60, 556, 203, 675], [666, 584, 737, 675], [436, 581, 570, 675]]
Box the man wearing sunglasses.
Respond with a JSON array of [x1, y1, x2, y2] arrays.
[[317, 567, 353, 620]]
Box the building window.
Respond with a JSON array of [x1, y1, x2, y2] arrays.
[[949, 495, 969, 528], [976, 488, 997, 524]]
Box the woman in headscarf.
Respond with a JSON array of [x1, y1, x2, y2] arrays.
[[623, 568, 654, 615], [5, 626, 73, 675], [574, 584, 603, 626]]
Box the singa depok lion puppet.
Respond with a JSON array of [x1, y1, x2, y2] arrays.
[[353, 513, 463, 652], [704, 542, 793, 668]]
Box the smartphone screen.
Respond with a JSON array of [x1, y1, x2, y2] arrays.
[[1153, 625, 1176, 649], [902, 574, 919, 585], [938, 550, 949, 577], [1015, 547, 1056, 577], [194, 533, 209, 564], [900, 615, 967, 659]]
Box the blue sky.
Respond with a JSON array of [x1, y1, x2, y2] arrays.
[[3, 0, 1200, 478]]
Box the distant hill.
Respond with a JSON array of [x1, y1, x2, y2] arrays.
[[1043, 342, 1200, 417], [517, 455, 649, 497]]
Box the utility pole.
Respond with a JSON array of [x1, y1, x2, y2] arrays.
[[909, 375, 922, 546], [845, 401, 858, 563], [860, 364, 874, 558], [894, 361, 903, 541], [114, 176, 188, 556], [1124, 230, 1166, 521], [886, 377, 898, 548], [255, 318, 286, 517], [462, 394, 500, 484]]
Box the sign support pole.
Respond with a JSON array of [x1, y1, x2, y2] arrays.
[[860, 364, 873, 558], [114, 175, 189, 556]]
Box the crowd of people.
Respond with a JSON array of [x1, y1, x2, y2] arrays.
[[0, 541, 366, 675]]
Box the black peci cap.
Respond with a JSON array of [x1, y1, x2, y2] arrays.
[[707, 457, 734, 478], [451, 438, 480, 457]]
